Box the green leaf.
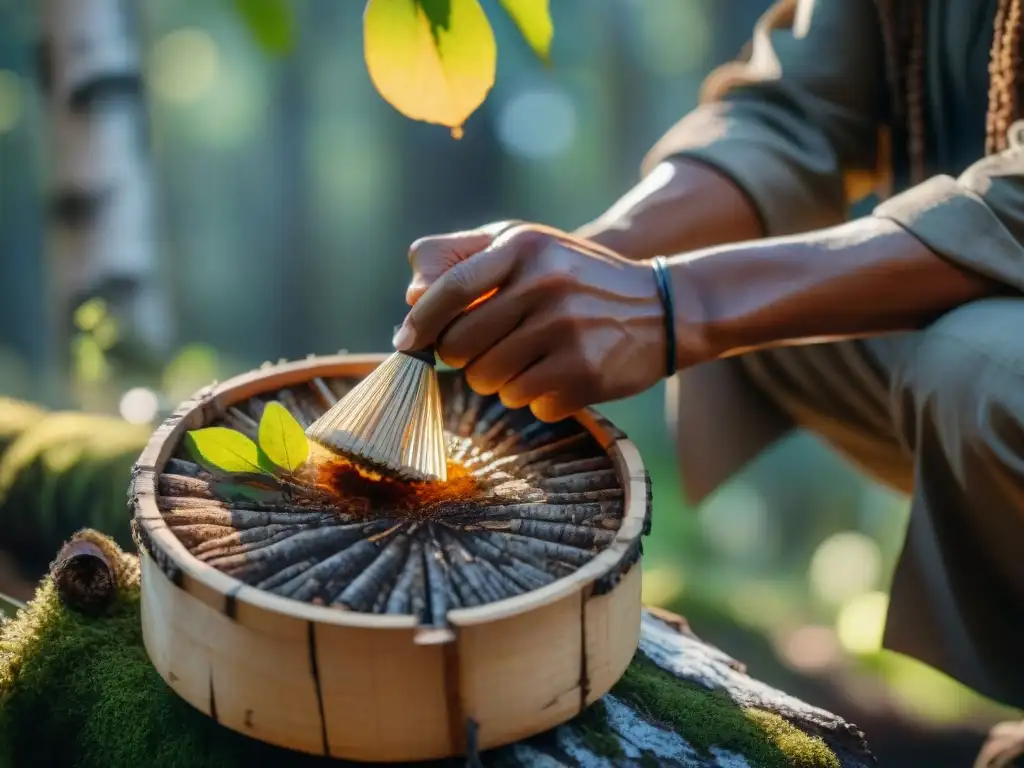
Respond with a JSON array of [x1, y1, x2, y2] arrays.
[[185, 427, 266, 475], [363, 0, 497, 136], [212, 479, 281, 504], [234, 0, 295, 55], [498, 0, 553, 65], [257, 401, 309, 473]]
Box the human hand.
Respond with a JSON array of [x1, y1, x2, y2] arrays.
[[395, 222, 706, 422]]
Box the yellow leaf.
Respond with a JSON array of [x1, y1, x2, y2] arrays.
[[498, 0, 553, 64], [363, 0, 497, 135]]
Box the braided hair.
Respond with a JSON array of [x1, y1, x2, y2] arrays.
[[875, 0, 1023, 184]]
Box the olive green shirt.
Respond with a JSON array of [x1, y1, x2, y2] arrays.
[[643, 0, 1024, 295]]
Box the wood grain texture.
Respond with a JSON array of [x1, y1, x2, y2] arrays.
[[133, 354, 650, 762]]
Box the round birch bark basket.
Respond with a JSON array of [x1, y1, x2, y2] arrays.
[[130, 353, 651, 763]]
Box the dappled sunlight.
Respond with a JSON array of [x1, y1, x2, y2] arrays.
[[836, 591, 889, 656], [149, 29, 220, 104], [809, 531, 882, 606]]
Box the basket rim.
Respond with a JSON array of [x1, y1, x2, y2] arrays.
[[132, 352, 650, 635]]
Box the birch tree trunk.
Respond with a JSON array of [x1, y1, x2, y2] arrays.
[[39, 0, 172, 385]]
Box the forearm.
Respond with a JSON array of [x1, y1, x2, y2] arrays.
[[672, 217, 1007, 362], [574, 157, 765, 261]]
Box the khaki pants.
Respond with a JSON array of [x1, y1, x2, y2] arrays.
[[671, 296, 1024, 708]]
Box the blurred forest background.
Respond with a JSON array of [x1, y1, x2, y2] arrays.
[[0, 0, 1018, 765]]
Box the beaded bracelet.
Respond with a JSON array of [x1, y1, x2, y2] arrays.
[[651, 256, 677, 378]]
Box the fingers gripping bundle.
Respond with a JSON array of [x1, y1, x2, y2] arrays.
[[305, 345, 448, 482]]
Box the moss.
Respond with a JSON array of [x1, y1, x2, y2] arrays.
[[0, 536, 337, 768], [0, 410, 147, 573], [575, 700, 624, 759], [0, 398, 47, 459], [611, 653, 840, 768], [0, 532, 843, 767]]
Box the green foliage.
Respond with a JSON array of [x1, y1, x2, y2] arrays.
[[0, 538, 384, 768], [498, 0, 553, 64], [256, 401, 309, 474], [71, 298, 119, 385], [0, 554, 330, 767], [574, 700, 625, 759], [234, 0, 294, 55], [185, 427, 264, 475]]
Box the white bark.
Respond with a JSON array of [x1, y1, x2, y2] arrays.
[[41, 0, 172, 361]]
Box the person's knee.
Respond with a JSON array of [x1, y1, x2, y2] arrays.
[[891, 297, 1024, 460]]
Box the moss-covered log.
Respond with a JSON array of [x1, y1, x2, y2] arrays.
[[0, 531, 874, 768], [0, 397, 148, 577]]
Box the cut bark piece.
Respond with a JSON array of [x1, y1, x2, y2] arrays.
[[384, 539, 423, 615], [163, 458, 206, 478], [423, 535, 451, 625], [509, 433, 590, 468], [162, 522, 237, 548], [224, 407, 258, 440], [538, 469, 619, 494], [310, 377, 338, 409], [161, 507, 343, 529], [277, 389, 321, 429], [456, 389, 487, 438], [497, 532, 594, 567], [157, 474, 217, 499], [471, 553, 524, 599], [323, 376, 356, 402], [253, 557, 318, 591], [282, 539, 379, 602], [409, 541, 429, 622], [531, 456, 612, 478], [504, 519, 618, 549], [240, 396, 268, 425], [545, 489, 624, 503], [50, 534, 117, 616], [193, 524, 307, 562], [439, 531, 489, 606], [476, 501, 622, 524], [191, 523, 299, 554], [204, 522, 383, 577], [334, 533, 409, 611]]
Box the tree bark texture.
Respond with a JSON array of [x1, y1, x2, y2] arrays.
[[39, 0, 172, 372]]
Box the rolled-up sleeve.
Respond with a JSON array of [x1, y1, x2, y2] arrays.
[[873, 147, 1024, 292], [642, 0, 889, 236]]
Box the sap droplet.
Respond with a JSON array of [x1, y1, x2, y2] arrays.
[[450, 125, 464, 140]]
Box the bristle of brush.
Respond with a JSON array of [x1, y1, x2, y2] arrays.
[[305, 351, 449, 482]]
